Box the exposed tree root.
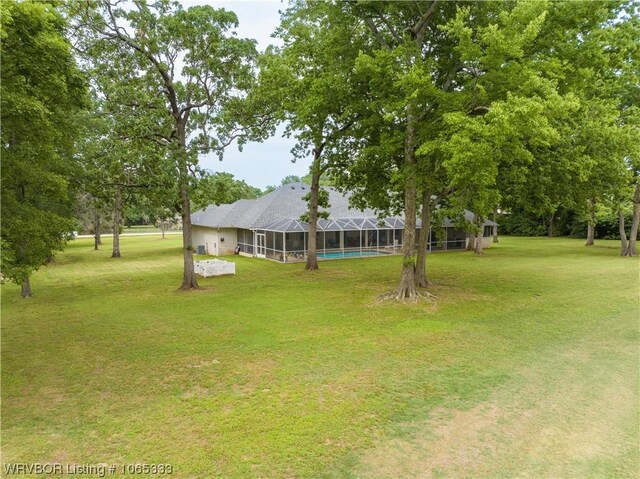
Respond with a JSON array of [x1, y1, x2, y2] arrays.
[[177, 284, 215, 293], [376, 289, 438, 304]]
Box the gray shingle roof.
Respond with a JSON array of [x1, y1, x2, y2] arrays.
[[191, 182, 496, 231]]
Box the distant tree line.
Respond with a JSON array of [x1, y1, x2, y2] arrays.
[[499, 207, 638, 241]]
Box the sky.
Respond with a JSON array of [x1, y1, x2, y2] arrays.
[[184, 0, 308, 189]]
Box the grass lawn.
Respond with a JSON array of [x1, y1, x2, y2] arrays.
[[121, 225, 181, 235], [1, 236, 638, 478]]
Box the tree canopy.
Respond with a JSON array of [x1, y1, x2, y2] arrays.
[[3, 0, 637, 299], [321, 0, 639, 295], [257, 0, 367, 270], [191, 171, 262, 211], [71, 0, 271, 289], [1, 0, 87, 297]]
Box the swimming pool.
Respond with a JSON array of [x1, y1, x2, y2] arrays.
[[317, 250, 389, 260]]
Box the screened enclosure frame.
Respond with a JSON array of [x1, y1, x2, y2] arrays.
[[234, 216, 471, 263]]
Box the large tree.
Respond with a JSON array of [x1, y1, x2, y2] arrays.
[[336, 0, 463, 297], [1, 0, 87, 297], [345, 0, 637, 294], [428, 0, 588, 254], [620, 107, 640, 256], [72, 0, 267, 289], [258, 1, 365, 270], [494, 1, 638, 247], [339, 1, 558, 293]]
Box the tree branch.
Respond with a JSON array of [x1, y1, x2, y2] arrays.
[[374, 11, 402, 44], [179, 100, 210, 115], [468, 105, 490, 115], [363, 17, 391, 50], [103, 2, 180, 119], [411, 0, 439, 38]]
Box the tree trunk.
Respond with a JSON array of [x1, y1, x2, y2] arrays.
[[585, 197, 596, 246], [179, 182, 198, 289], [467, 234, 476, 251], [548, 211, 555, 237], [623, 182, 640, 257], [111, 185, 122, 258], [94, 213, 101, 250], [467, 219, 476, 252], [177, 125, 198, 290], [492, 208, 499, 243], [161, 220, 166, 239], [396, 105, 418, 300], [305, 156, 321, 271], [585, 222, 595, 246], [474, 215, 484, 255], [415, 189, 431, 288], [21, 275, 32, 298], [619, 208, 628, 255]]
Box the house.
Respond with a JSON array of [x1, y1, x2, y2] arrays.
[[191, 182, 496, 262]]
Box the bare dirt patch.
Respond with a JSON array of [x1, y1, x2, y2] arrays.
[[355, 341, 638, 478]]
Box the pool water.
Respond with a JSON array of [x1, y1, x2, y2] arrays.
[[317, 251, 388, 260]]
